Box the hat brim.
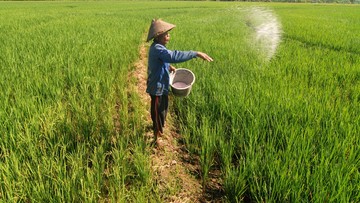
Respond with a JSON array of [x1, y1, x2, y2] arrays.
[[146, 19, 176, 42]]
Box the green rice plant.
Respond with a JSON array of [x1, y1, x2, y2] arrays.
[[198, 116, 216, 187], [223, 165, 247, 203], [219, 137, 248, 202]]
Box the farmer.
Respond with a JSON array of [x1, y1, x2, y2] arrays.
[[146, 19, 213, 146]]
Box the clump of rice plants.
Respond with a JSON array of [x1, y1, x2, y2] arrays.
[[0, 2, 155, 202], [173, 3, 360, 202]]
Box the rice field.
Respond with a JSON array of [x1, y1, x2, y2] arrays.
[[0, 1, 359, 202]]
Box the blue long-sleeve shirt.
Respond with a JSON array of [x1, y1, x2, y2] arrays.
[[146, 42, 197, 96]]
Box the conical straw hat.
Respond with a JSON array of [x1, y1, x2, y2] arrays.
[[146, 19, 176, 42]]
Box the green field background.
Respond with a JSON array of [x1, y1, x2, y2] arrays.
[[0, 2, 359, 202]]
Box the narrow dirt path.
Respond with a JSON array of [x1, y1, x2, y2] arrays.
[[130, 42, 204, 202]]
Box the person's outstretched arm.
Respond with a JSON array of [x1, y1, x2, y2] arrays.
[[156, 44, 213, 63]]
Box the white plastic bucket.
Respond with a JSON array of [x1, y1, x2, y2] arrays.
[[170, 68, 195, 97]]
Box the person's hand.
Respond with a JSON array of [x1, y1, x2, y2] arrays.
[[169, 65, 176, 72], [197, 52, 213, 62]]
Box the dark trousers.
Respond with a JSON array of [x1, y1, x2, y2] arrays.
[[150, 94, 168, 135]]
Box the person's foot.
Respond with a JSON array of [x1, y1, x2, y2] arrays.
[[156, 131, 163, 137], [155, 138, 163, 148], [150, 137, 163, 148], [151, 131, 163, 147]]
